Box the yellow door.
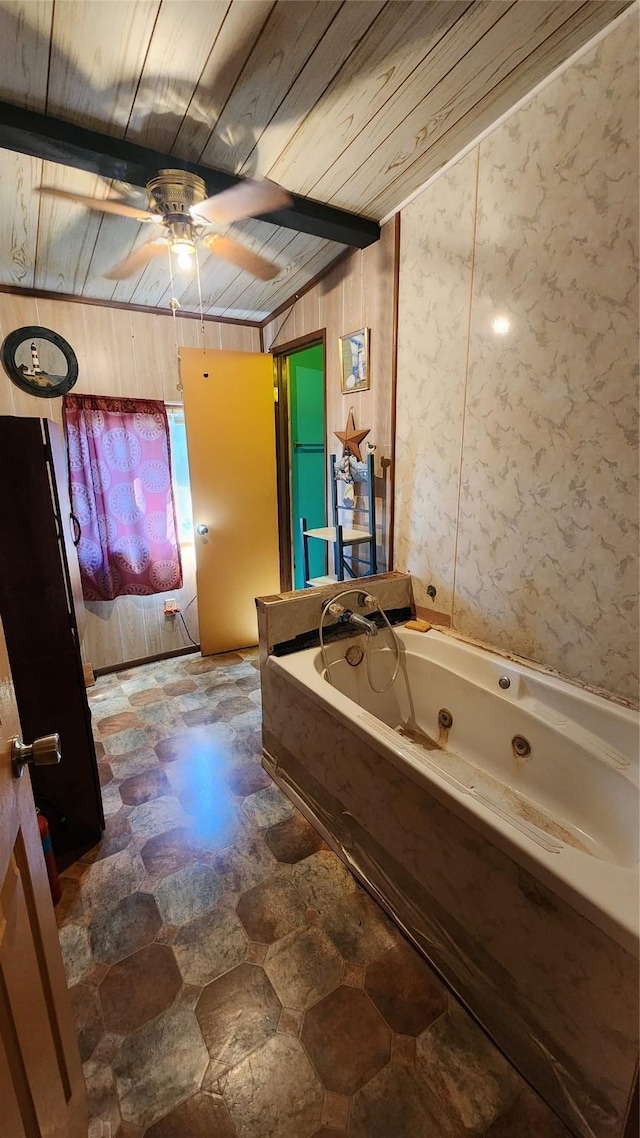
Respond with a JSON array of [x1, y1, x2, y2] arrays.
[[180, 348, 280, 655], [0, 614, 88, 1137]]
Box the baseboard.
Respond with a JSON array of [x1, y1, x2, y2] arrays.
[[94, 644, 200, 676]]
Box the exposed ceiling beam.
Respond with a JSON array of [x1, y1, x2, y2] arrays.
[[0, 101, 380, 250]]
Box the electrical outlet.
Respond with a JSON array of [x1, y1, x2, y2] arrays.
[[164, 598, 179, 616]]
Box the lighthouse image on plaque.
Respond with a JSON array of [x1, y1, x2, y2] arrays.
[[18, 341, 60, 388]]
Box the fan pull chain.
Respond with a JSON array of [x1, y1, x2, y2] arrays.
[[167, 247, 182, 393], [194, 246, 206, 353]]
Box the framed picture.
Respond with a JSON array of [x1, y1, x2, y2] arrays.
[[1, 325, 78, 399], [339, 328, 370, 394]]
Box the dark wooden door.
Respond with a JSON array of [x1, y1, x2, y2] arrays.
[[0, 416, 103, 863]]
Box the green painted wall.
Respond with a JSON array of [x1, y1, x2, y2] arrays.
[[289, 343, 325, 588]]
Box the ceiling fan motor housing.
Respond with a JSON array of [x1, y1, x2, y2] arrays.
[[146, 169, 207, 218]]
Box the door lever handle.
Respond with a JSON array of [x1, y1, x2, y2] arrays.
[[11, 734, 61, 779]]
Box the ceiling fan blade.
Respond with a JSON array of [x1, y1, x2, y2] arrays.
[[104, 239, 169, 280], [37, 186, 157, 222], [192, 178, 292, 225], [204, 235, 281, 281]]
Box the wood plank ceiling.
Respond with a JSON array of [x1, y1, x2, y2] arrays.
[[0, 0, 629, 321]]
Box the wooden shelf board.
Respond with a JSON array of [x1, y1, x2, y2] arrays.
[[304, 526, 374, 544]]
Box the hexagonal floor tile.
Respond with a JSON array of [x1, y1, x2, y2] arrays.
[[235, 671, 260, 690], [161, 678, 198, 697], [113, 1005, 209, 1128], [224, 1033, 323, 1138], [301, 985, 391, 1095], [59, 922, 93, 985], [264, 814, 325, 864], [127, 795, 189, 840], [242, 785, 294, 829], [90, 892, 162, 965], [109, 747, 160, 780], [320, 1091, 351, 1131], [173, 904, 247, 986], [289, 851, 356, 914], [83, 1058, 121, 1137], [215, 831, 277, 895], [55, 876, 82, 926], [154, 724, 238, 767], [264, 926, 343, 1011], [178, 786, 242, 850], [155, 862, 223, 926], [119, 768, 171, 806], [236, 879, 307, 944], [225, 761, 271, 798], [96, 710, 143, 736], [144, 1092, 238, 1137], [128, 686, 165, 706], [484, 1084, 572, 1137], [80, 808, 132, 863], [206, 694, 256, 722], [98, 761, 113, 787], [103, 727, 149, 756], [195, 962, 281, 1069], [140, 827, 195, 878], [79, 848, 146, 916], [101, 783, 124, 817], [350, 1060, 432, 1138], [321, 889, 396, 965], [184, 656, 221, 674], [414, 1003, 520, 1134], [365, 941, 448, 1035], [69, 982, 104, 1062], [99, 944, 181, 1034], [182, 705, 227, 727]]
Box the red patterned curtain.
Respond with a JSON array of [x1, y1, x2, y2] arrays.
[[63, 394, 183, 601]]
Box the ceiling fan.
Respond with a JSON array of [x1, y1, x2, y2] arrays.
[[36, 169, 293, 282]]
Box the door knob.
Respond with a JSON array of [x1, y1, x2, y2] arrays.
[[196, 524, 208, 536], [11, 733, 61, 779]]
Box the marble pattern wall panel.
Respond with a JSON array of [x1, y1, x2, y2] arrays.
[[395, 12, 639, 700], [454, 17, 639, 697], [395, 150, 477, 618]]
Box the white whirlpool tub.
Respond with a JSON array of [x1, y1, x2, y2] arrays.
[[263, 625, 639, 1138]]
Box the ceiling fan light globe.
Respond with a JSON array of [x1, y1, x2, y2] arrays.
[[175, 246, 195, 271]]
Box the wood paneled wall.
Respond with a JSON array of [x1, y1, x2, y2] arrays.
[[263, 218, 398, 573], [0, 293, 260, 669]]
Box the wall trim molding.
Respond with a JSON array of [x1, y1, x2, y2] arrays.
[[0, 284, 263, 328], [0, 255, 360, 332], [388, 212, 401, 571], [270, 329, 328, 357]]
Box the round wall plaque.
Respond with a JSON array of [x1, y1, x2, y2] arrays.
[[1, 326, 78, 398]]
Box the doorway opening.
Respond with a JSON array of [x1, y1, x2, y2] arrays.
[[273, 333, 326, 591]]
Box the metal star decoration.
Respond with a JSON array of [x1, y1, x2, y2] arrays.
[[334, 408, 370, 462]]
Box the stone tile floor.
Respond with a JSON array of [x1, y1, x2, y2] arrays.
[[57, 648, 571, 1137]]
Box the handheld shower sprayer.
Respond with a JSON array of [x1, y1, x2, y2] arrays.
[[319, 587, 401, 693]]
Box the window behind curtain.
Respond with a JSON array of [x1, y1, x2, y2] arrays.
[[166, 405, 194, 545]]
